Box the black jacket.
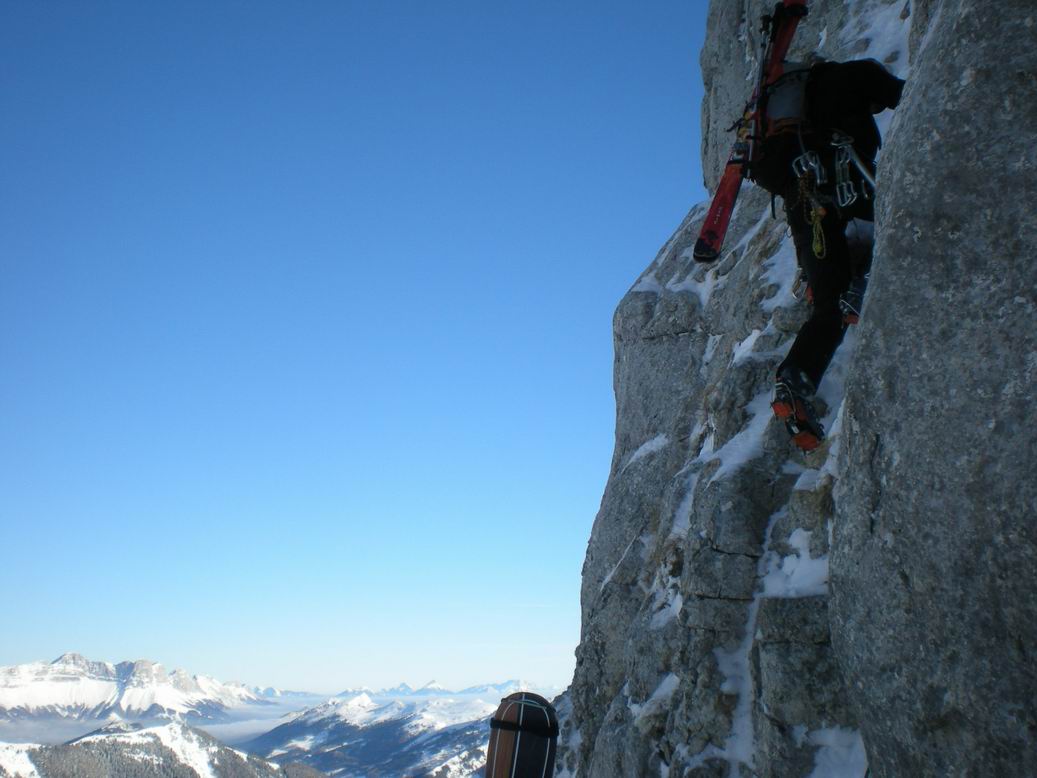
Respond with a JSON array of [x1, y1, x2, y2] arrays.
[[748, 58, 905, 196], [805, 59, 905, 161]]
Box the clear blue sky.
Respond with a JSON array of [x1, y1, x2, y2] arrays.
[[0, 0, 707, 692]]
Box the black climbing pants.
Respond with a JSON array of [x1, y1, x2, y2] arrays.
[[777, 192, 872, 390]]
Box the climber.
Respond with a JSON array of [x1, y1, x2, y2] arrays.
[[747, 56, 905, 451]]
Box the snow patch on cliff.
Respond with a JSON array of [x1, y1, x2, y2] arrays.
[[631, 273, 664, 294], [628, 674, 680, 723], [702, 392, 774, 483], [762, 529, 829, 598], [600, 534, 642, 591], [622, 434, 670, 473], [805, 726, 868, 777], [760, 237, 799, 313], [843, 0, 911, 74]]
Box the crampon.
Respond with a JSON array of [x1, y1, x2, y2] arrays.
[[772, 379, 825, 451], [838, 273, 869, 325]]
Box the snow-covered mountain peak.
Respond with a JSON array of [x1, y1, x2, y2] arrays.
[[363, 679, 555, 699], [246, 693, 496, 776], [333, 685, 374, 698], [293, 693, 371, 722], [76, 718, 197, 743], [329, 695, 405, 726], [50, 652, 88, 668], [69, 719, 147, 741], [24, 718, 325, 777], [338, 692, 376, 709], [70, 720, 263, 777], [288, 692, 496, 734], [169, 668, 200, 691], [457, 679, 539, 697], [405, 697, 498, 734], [47, 653, 116, 679], [119, 659, 167, 686], [0, 654, 266, 722], [378, 682, 414, 696]]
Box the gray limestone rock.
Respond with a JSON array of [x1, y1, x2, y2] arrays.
[[829, 1, 1037, 775]]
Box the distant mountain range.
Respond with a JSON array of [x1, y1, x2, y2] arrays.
[[0, 654, 268, 722], [0, 654, 561, 777], [335, 680, 537, 699], [0, 720, 322, 778], [243, 692, 502, 776], [241, 680, 558, 776]]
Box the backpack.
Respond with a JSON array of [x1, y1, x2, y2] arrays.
[[762, 64, 811, 137], [747, 63, 812, 195]]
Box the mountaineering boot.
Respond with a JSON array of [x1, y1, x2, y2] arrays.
[[839, 273, 869, 324], [772, 367, 825, 451]]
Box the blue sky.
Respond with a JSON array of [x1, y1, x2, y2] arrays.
[[0, 1, 707, 692]]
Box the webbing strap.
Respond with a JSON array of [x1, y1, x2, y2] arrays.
[[490, 718, 560, 738]]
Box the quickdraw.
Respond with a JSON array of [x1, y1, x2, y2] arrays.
[[791, 149, 827, 183], [833, 146, 859, 208], [830, 131, 875, 208]]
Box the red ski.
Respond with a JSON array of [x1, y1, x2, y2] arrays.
[[693, 0, 808, 262]]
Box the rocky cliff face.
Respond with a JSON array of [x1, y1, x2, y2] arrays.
[[830, 1, 1037, 775], [557, 1, 1035, 776]]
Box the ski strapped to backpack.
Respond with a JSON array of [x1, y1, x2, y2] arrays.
[[693, 0, 808, 263]]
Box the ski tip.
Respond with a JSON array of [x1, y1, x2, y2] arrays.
[[692, 239, 719, 263]]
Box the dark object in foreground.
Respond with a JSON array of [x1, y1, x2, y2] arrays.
[[485, 692, 558, 778]]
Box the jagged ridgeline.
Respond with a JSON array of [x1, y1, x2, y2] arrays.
[[556, 1, 1036, 777]]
